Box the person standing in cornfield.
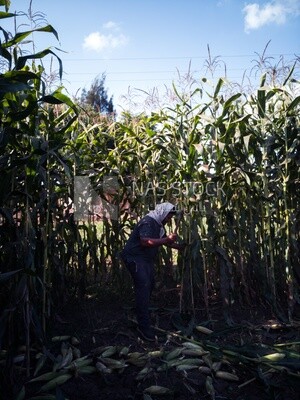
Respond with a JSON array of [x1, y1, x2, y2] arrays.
[[121, 202, 183, 341]]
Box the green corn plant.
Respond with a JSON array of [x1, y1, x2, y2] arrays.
[[0, 3, 78, 395]]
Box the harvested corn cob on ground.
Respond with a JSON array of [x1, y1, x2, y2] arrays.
[[8, 290, 299, 400]]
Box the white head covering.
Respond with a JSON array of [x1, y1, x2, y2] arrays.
[[146, 202, 176, 237]]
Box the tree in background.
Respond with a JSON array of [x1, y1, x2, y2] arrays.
[[81, 72, 115, 116]]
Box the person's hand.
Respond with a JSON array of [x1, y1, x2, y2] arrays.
[[165, 233, 178, 244], [176, 242, 187, 251]]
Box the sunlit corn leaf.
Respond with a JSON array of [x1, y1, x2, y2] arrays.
[[260, 353, 286, 362]]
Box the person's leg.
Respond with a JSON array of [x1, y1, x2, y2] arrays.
[[125, 260, 155, 339]]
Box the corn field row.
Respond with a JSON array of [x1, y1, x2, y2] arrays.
[[0, 2, 300, 394]]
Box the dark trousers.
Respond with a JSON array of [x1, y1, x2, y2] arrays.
[[124, 260, 155, 331]]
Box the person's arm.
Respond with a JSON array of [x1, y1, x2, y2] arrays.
[[140, 233, 177, 247], [166, 241, 187, 250]]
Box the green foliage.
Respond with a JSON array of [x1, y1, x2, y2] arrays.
[[0, 2, 300, 397], [80, 73, 115, 116], [0, 2, 79, 395]]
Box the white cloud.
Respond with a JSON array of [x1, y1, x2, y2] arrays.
[[102, 21, 120, 31], [243, 0, 300, 32], [82, 21, 129, 52]]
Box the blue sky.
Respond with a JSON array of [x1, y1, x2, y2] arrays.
[[2, 0, 300, 113]]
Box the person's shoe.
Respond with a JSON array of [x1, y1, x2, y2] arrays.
[[137, 326, 155, 342]]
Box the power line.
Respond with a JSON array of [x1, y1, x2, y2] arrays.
[[56, 53, 297, 62], [64, 68, 250, 76]]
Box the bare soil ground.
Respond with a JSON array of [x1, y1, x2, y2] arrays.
[[5, 286, 300, 400]]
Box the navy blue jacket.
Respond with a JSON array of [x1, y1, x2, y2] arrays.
[[121, 216, 162, 263]]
